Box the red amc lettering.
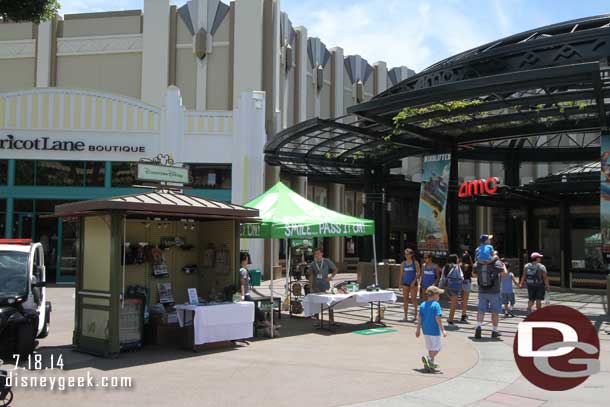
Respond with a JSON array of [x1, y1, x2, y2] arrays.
[[458, 177, 499, 198]]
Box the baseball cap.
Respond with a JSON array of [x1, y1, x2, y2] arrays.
[[426, 285, 444, 296], [531, 252, 543, 260], [480, 234, 493, 242]]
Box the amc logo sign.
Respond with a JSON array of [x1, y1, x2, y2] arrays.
[[458, 177, 499, 198]]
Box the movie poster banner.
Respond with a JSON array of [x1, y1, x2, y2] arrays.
[[416, 153, 451, 256], [601, 132, 610, 253]]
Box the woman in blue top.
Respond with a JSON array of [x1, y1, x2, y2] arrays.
[[420, 254, 441, 301], [401, 248, 421, 322]]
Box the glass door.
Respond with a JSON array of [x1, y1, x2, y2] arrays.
[[36, 216, 59, 283], [56, 218, 79, 284]]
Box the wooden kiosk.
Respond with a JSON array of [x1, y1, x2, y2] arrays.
[[52, 189, 259, 357]]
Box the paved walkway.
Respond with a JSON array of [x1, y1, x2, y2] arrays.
[[8, 280, 610, 406], [259, 274, 610, 406], [348, 287, 610, 406]]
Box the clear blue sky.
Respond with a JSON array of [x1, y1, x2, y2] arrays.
[[58, 0, 609, 72]]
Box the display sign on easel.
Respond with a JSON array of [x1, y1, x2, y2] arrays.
[[187, 288, 199, 305]]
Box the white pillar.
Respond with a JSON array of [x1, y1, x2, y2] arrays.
[[233, 91, 267, 271], [294, 26, 308, 122], [36, 21, 53, 87], [270, 0, 282, 135], [232, 0, 264, 108], [294, 175, 307, 196], [373, 61, 387, 95], [141, 0, 170, 105], [330, 46, 344, 118], [162, 86, 185, 163]]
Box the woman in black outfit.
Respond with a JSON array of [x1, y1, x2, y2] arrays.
[[460, 251, 474, 321]]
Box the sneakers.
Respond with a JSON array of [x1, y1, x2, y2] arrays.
[[460, 314, 468, 322], [447, 320, 454, 326], [422, 356, 438, 372], [474, 326, 482, 339], [491, 330, 501, 339], [508, 310, 515, 317], [504, 311, 509, 318]]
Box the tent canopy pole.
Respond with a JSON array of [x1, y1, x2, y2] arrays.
[[270, 238, 274, 338], [372, 233, 379, 286]]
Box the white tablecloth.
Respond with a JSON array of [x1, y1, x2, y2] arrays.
[[302, 290, 397, 317], [175, 302, 254, 345]]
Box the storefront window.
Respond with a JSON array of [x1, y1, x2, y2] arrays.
[[14, 160, 105, 187], [189, 164, 231, 189], [111, 162, 137, 187], [570, 211, 602, 271], [0, 160, 7, 185], [84, 162, 106, 186], [36, 161, 82, 186], [0, 199, 5, 237], [15, 160, 35, 185]]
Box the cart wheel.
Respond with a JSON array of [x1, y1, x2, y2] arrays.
[[0, 389, 13, 407], [16, 323, 35, 357]]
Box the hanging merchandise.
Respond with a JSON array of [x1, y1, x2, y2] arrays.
[[290, 300, 303, 314], [150, 246, 168, 277], [203, 243, 216, 267], [291, 283, 302, 296], [216, 244, 229, 264], [136, 242, 148, 264], [157, 283, 174, 304], [215, 243, 231, 278]]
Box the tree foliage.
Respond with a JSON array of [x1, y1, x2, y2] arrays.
[[0, 0, 60, 24]]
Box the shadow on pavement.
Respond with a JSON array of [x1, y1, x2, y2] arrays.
[[412, 368, 443, 375]]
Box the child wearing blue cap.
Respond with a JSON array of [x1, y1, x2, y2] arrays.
[[475, 234, 496, 266]]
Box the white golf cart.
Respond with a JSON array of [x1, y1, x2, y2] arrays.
[[0, 239, 51, 357]]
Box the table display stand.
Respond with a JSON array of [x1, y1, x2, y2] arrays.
[[368, 301, 387, 327], [314, 304, 335, 333]]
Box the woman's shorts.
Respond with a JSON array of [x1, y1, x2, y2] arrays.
[[501, 292, 515, 306], [527, 285, 546, 301], [424, 335, 442, 352], [445, 288, 462, 298], [462, 280, 472, 293]]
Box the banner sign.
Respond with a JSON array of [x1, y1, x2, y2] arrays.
[[137, 163, 189, 184], [416, 153, 451, 256], [240, 221, 373, 239], [601, 132, 610, 253]]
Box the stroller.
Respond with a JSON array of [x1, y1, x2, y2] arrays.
[[0, 368, 12, 407]]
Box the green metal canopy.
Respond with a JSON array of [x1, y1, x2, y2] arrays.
[[240, 182, 375, 239]]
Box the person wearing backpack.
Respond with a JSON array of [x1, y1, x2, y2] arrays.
[[440, 254, 463, 325], [475, 255, 508, 339], [520, 252, 550, 313]]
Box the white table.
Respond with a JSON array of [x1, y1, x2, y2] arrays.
[[175, 302, 254, 345], [302, 290, 397, 330]]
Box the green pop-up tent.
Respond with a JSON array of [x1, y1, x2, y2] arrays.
[[241, 181, 375, 239], [240, 182, 378, 336]]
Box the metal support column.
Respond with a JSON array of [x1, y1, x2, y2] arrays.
[[448, 146, 459, 254], [559, 202, 570, 289]]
